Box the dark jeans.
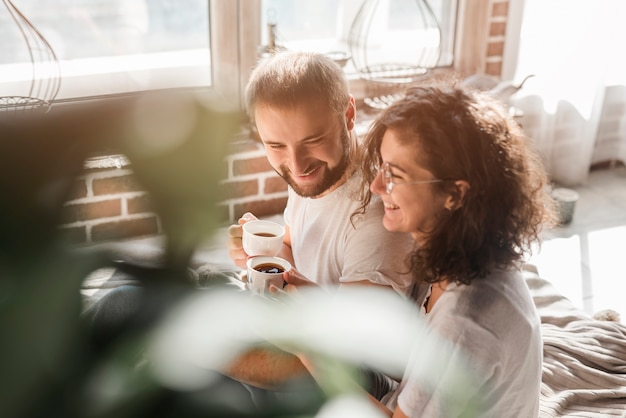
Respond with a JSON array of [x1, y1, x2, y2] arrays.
[[83, 279, 396, 414]]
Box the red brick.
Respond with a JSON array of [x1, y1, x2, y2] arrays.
[[485, 61, 503, 77], [234, 197, 288, 220], [127, 194, 154, 214], [489, 21, 507, 37], [233, 156, 273, 176], [91, 216, 160, 242], [92, 175, 145, 196], [487, 41, 504, 57], [264, 176, 288, 194], [492, 1, 509, 17], [220, 179, 259, 200], [61, 199, 121, 223]]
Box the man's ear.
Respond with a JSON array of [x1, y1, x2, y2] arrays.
[[345, 95, 356, 131], [445, 180, 470, 211]]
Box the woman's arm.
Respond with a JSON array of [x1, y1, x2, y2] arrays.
[[367, 394, 393, 417], [298, 353, 404, 418]]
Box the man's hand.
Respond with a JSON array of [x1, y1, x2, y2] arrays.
[[226, 212, 258, 269]]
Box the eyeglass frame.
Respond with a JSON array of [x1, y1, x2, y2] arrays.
[[377, 162, 449, 194]]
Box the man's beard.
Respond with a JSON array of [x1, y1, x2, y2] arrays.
[[279, 127, 351, 198]]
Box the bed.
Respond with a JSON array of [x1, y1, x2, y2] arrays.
[[523, 267, 626, 417]]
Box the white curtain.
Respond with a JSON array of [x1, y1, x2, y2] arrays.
[[510, 0, 626, 186]]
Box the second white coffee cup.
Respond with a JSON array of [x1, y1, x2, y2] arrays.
[[246, 256, 291, 295]]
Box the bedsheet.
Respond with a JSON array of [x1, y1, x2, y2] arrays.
[[524, 270, 626, 417]]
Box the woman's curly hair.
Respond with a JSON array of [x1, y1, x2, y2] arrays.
[[356, 84, 557, 286]]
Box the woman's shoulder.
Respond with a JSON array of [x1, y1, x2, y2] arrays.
[[450, 268, 526, 298], [435, 269, 537, 331], [428, 268, 541, 368]]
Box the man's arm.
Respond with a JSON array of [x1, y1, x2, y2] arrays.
[[224, 345, 308, 389], [339, 201, 414, 292], [277, 224, 294, 266]]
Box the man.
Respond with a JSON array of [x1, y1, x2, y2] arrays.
[[225, 51, 414, 393]]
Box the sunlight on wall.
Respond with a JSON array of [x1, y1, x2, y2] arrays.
[[515, 0, 625, 117], [529, 225, 626, 316], [529, 235, 585, 311], [587, 226, 626, 315], [511, 0, 626, 185]]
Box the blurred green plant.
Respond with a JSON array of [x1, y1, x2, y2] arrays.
[[0, 91, 259, 417]]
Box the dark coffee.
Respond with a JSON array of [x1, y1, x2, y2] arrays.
[[254, 232, 277, 237], [254, 263, 284, 274]]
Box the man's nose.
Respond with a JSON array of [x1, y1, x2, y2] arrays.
[[287, 146, 311, 175]]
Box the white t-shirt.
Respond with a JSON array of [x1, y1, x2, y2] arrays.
[[283, 173, 414, 293], [384, 269, 542, 417]]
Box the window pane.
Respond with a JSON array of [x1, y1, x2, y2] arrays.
[[0, 0, 211, 101], [260, 0, 456, 71]]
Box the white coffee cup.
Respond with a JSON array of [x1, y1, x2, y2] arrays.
[[242, 220, 285, 257], [246, 256, 291, 295]]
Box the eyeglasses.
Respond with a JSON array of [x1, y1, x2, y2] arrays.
[[378, 162, 445, 194]]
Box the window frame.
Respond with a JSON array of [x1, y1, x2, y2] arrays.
[[4, 0, 489, 110], [219, 0, 490, 108], [210, 0, 260, 110]]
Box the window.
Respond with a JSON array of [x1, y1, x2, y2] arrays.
[[0, 0, 461, 106], [0, 0, 211, 101], [260, 0, 458, 74]]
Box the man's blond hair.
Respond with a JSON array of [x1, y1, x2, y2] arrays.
[[245, 51, 350, 122]]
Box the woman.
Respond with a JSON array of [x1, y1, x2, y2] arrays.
[[356, 84, 556, 417]]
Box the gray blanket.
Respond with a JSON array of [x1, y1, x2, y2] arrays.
[[524, 270, 626, 417]]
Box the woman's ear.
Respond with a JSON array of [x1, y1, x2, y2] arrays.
[[445, 180, 470, 211]]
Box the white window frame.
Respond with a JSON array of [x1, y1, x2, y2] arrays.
[[213, 0, 490, 109], [209, 0, 260, 109], [1, 0, 489, 110]]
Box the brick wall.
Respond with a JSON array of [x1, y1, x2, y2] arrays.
[[221, 138, 288, 222], [60, 155, 162, 243], [485, 0, 509, 77], [60, 137, 288, 244]]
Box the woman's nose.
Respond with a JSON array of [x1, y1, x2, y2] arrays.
[[370, 169, 385, 195]]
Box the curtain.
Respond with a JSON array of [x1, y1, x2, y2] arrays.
[[510, 0, 626, 186]]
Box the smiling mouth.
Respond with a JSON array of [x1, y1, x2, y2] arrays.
[[383, 201, 399, 210], [295, 166, 321, 179]]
